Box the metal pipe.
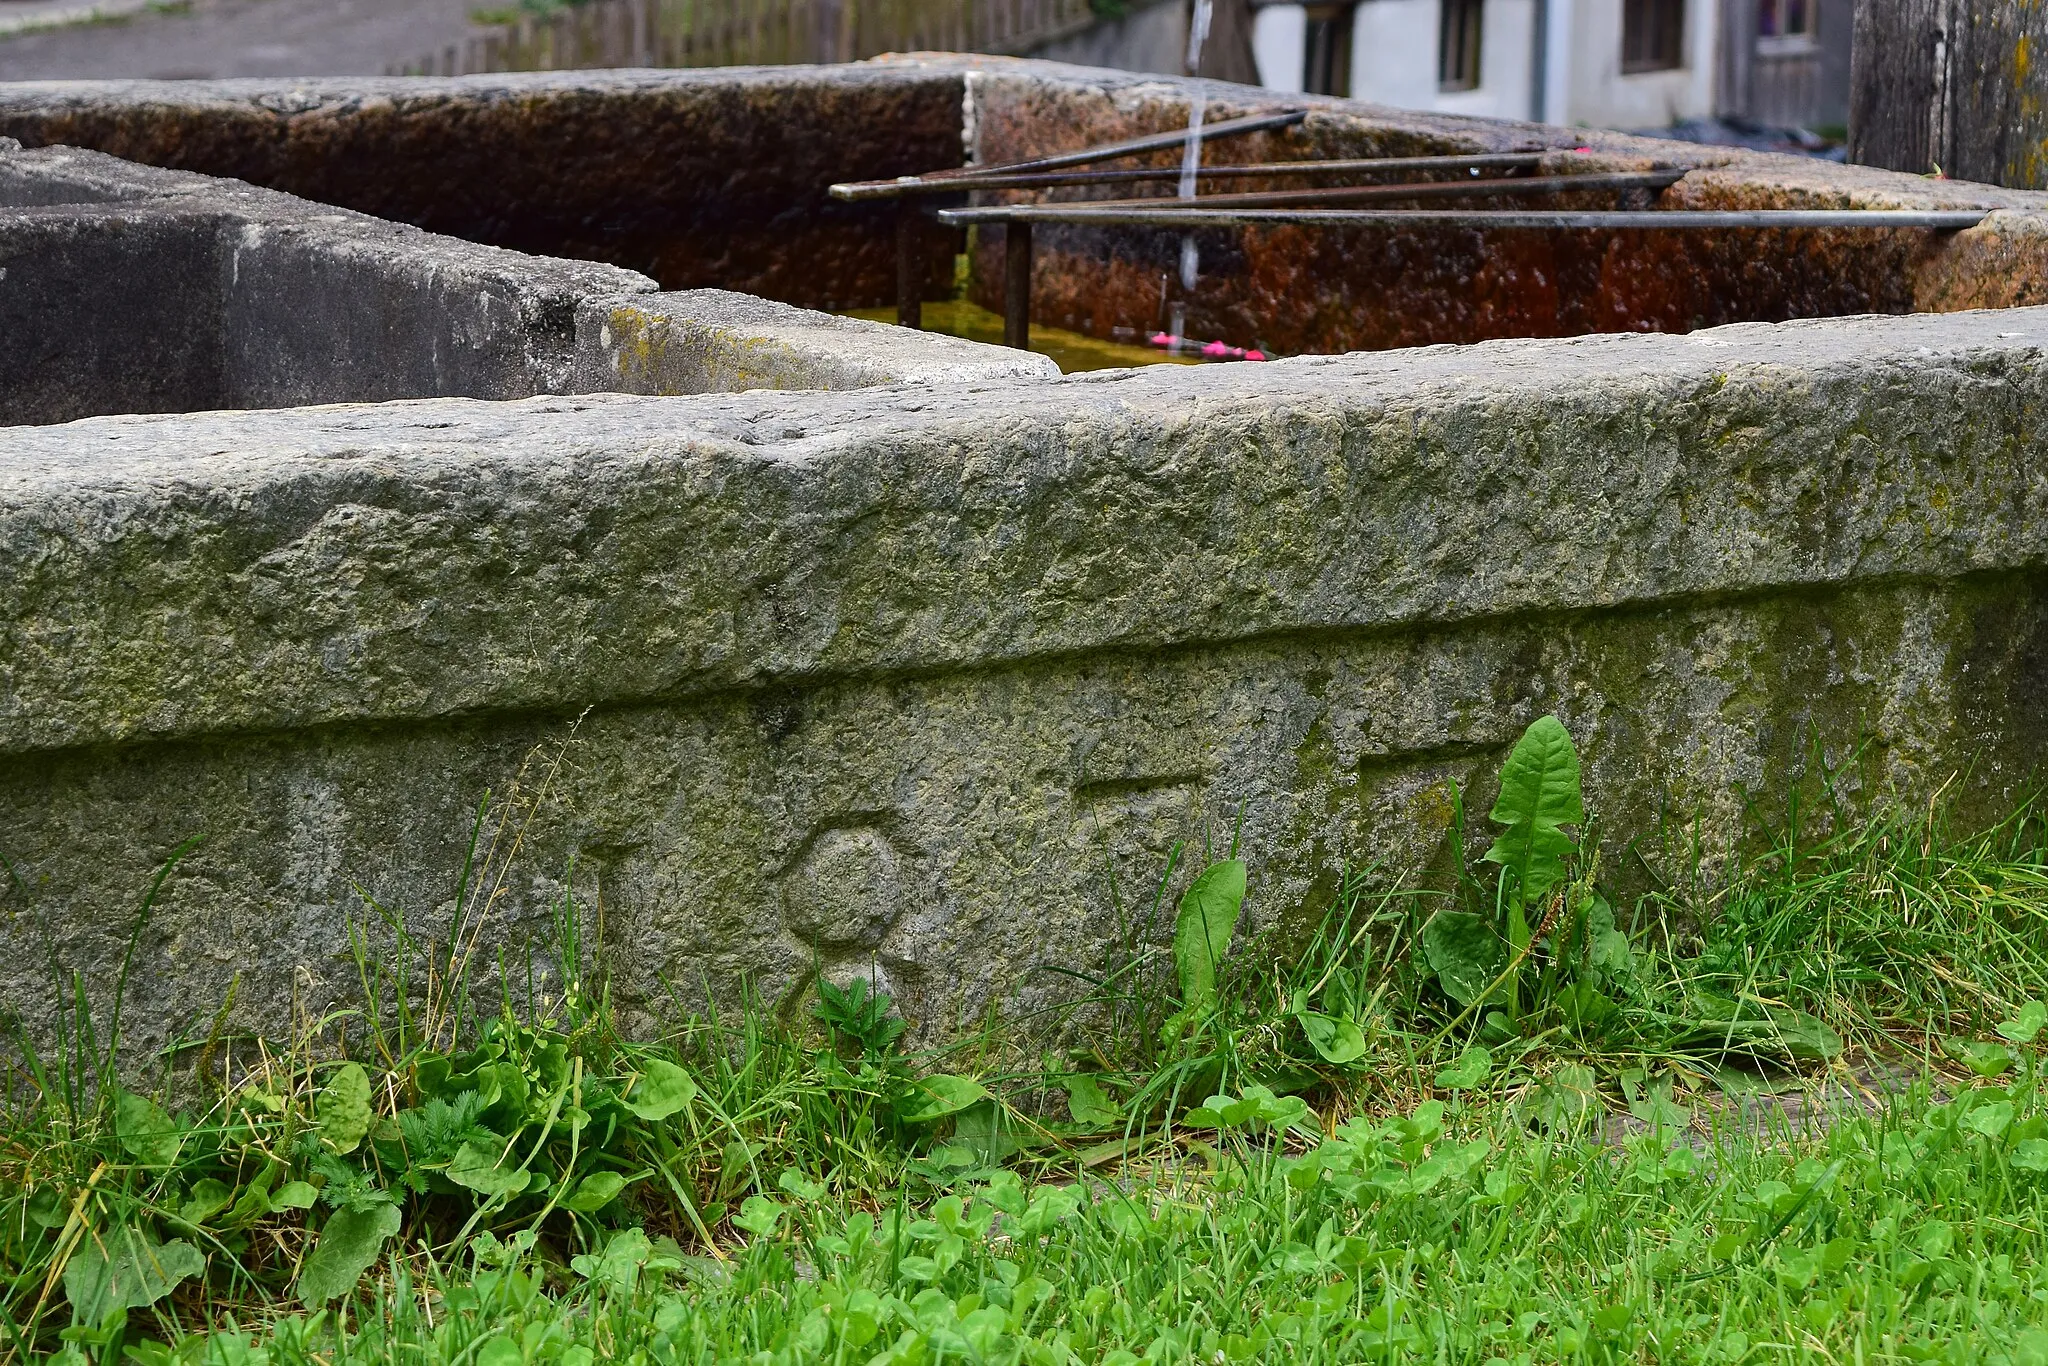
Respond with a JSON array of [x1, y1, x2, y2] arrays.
[[829, 108, 1308, 201], [831, 151, 1567, 200], [895, 200, 922, 329], [1055, 170, 1686, 212], [1004, 221, 1033, 351], [936, 205, 1993, 230]]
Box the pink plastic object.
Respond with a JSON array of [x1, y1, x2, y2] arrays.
[[1146, 332, 1268, 361]]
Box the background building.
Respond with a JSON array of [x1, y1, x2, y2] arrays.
[[1243, 0, 1849, 132]]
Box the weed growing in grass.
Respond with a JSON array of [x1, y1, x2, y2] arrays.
[[7, 717, 2048, 1359]]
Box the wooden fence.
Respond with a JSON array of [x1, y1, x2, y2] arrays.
[[391, 0, 1101, 76]]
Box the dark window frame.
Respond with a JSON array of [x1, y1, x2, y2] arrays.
[[1438, 0, 1484, 92], [1621, 0, 1685, 73], [1302, 2, 1355, 96]]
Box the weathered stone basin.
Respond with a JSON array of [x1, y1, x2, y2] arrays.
[[2, 58, 2047, 1064]]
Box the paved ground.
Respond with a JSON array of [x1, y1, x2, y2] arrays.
[[0, 0, 490, 80]]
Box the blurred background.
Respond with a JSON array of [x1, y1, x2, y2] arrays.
[[0, 1, 2026, 185]]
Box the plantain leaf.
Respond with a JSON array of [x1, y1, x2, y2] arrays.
[[1296, 1011, 1369, 1066], [1172, 859, 1248, 1012], [1421, 911, 1504, 1007], [180, 1178, 234, 1226], [1062, 1075, 1122, 1129], [316, 1063, 374, 1155], [899, 1074, 988, 1124], [446, 1138, 528, 1196], [298, 1203, 401, 1306], [114, 1092, 184, 1170], [1483, 716, 1584, 911], [562, 1171, 629, 1213], [270, 1181, 320, 1211], [622, 1058, 698, 1123], [1434, 1045, 1493, 1090], [64, 1227, 204, 1324]]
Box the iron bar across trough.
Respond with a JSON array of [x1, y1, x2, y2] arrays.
[[837, 108, 1308, 201], [877, 109, 1307, 323], [1054, 170, 1686, 211], [831, 150, 1564, 200], [936, 205, 1993, 230]]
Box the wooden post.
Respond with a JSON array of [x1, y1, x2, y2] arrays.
[[1003, 221, 1032, 351], [1851, 0, 2048, 187]]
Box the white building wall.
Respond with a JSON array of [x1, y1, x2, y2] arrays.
[[1251, 3, 1309, 91], [1434, 0, 1539, 120], [1561, 0, 1718, 126], [1540, 0, 1572, 122], [1249, 0, 1719, 129], [1349, 0, 1440, 110]]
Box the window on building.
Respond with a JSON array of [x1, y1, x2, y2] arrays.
[[1302, 3, 1355, 96], [1622, 0, 1685, 72], [1756, 0, 1817, 45], [1438, 0, 1483, 91], [1756, 0, 1815, 37]]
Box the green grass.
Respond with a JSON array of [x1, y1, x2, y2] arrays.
[[9, 736, 2048, 1362], [37, 1080, 2048, 1364]]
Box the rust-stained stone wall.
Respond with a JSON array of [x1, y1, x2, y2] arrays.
[[0, 66, 969, 311], [956, 66, 2048, 354], [9, 58, 2048, 351]]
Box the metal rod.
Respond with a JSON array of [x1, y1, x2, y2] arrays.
[[895, 199, 921, 329], [829, 109, 1309, 201], [937, 205, 1994, 230], [1004, 220, 1033, 351], [1059, 170, 1686, 212], [832, 149, 1562, 200]]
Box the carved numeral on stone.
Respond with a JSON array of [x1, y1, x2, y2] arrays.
[[779, 826, 905, 954]]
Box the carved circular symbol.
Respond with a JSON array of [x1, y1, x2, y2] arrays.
[[780, 826, 903, 952]]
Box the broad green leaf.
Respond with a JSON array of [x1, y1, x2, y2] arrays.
[[1557, 981, 1618, 1030], [571, 1228, 671, 1292], [115, 1092, 184, 1170], [1063, 1075, 1122, 1129], [270, 1181, 320, 1211], [1627, 1080, 1692, 1132], [2000, 1001, 2048, 1045], [477, 1338, 524, 1366], [26, 1187, 67, 1230], [1583, 895, 1634, 978], [1959, 1039, 2015, 1078], [474, 1061, 532, 1131], [316, 1063, 374, 1155], [776, 1169, 827, 1203], [2012, 1138, 2048, 1171], [64, 1228, 204, 1325], [1963, 1099, 2015, 1139], [1524, 1062, 1602, 1132], [1483, 715, 1584, 910], [1421, 911, 1503, 1007], [180, 1178, 234, 1226], [732, 1196, 785, 1239], [1297, 1011, 1368, 1066], [622, 1058, 698, 1123], [446, 1138, 527, 1196], [298, 1203, 402, 1306], [1434, 1045, 1493, 1089], [900, 1073, 988, 1124], [1171, 859, 1248, 1012], [954, 1100, 1021, 1165], [563, 1172, 629, 1212]]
